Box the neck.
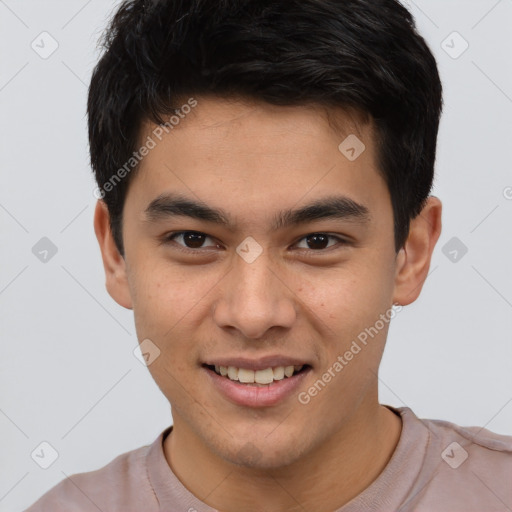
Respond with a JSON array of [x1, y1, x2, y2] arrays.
[[164, 401, 402, 512]]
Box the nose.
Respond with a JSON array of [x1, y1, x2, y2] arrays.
[[212, 250, 297, 339]]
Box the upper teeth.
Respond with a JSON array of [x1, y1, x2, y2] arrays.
[[213, 365, 304, 384]]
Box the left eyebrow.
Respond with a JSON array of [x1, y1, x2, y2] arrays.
[[143, 192, 371, 230], [272, 195, 371, 230]]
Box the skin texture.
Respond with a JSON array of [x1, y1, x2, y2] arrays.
[[94, 96, 442, 512]]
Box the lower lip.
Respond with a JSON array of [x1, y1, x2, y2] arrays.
[[203, 366, 311, 408]]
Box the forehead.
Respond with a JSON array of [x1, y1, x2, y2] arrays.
[[124, 96, 390, 230], [143, 96, 370, 150]]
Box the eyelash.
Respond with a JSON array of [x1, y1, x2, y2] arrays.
[[162, 231, 349, 254]]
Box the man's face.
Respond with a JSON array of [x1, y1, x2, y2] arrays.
[[119, 96, 400, 468]]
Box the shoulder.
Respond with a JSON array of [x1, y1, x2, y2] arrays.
[[24, 441, 158, 512], [407, 410, 512, 511], [424, 414, 512, 466]]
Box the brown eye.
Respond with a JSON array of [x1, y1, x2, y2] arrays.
[[166, 231, 217, 249], [305, 234, 329, 250], [182, 232, 207, 248], [295, 233, 345, 251]]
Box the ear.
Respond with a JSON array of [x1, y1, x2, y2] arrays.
[[93, 200, 133, 310], [392, 196, 442, 306]]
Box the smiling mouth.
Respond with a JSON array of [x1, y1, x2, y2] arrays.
[[203, 364, 311, 386]]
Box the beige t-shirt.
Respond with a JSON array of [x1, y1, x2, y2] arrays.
[[25, 405, 512, 511]]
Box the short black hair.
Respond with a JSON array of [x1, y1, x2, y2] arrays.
[[88, 0, 443, 255]]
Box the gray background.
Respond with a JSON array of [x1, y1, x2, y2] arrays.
[[1, 0, 511, 510]]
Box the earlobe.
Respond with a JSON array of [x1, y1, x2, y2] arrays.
[[392, 196, 442, 306], [93, 200, 133, 310]]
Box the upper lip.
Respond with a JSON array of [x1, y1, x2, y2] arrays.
[[203, 355, 311, 372]]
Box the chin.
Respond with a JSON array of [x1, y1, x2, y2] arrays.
[[218, 433, 308, 470]]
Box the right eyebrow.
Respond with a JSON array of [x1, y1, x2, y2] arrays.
[[144, 193, 231, 225]]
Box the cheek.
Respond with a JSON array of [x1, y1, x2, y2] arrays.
[[128, 262, 209, 401], [130, 259, 200, 329], [306, 263, 390, 318], [129, 260, 221, 369], [297, 258, 395, 352]]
